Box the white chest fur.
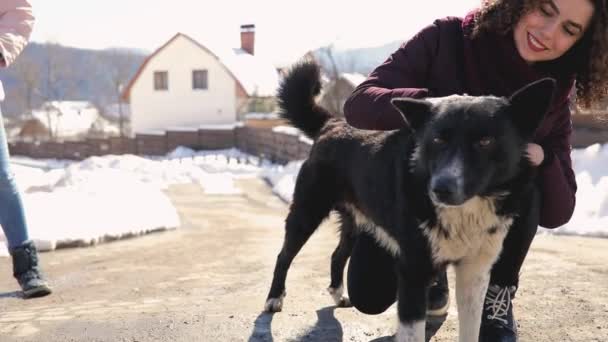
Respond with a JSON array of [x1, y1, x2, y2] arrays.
[[344, 195, 512, 266], [422, 195, 512, 264]]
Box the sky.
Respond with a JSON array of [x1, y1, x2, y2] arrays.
[[1, 138, 607, 257], [28, 0, 481, 66]]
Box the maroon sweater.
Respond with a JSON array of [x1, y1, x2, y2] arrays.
[[343, 12, 577, 228]]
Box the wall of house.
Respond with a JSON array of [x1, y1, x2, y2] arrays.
[[130, 35, 238, 134]]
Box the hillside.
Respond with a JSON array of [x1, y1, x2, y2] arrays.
[[0, 43, 146, 117], [0, 40, 406, 118]]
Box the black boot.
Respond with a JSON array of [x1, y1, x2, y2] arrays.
[[9, 241, 52, 298], [479, 284, 517, 342], [427, 269, 449, 316]]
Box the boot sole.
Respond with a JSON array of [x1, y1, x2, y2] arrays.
[[23, 285, 52, 299], [426, 296, 450, 317]]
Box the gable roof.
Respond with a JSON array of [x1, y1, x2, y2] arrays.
[[121, 33, 279, 102]]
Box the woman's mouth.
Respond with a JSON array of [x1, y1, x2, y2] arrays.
[[527, 32, 548, 52]]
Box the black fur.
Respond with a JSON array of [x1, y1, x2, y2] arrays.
[[265, 61, 554, 338], [277, 61, 332, 139]]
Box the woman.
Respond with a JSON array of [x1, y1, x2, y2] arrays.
[[0, 0, 51, 298], [343, 0, 608, 340]]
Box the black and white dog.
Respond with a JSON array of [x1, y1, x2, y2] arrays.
[[264, 61, 554, 342]]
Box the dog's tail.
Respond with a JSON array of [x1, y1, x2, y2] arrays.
[[277, 61, 332, 139]]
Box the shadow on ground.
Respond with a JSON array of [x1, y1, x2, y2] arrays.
[[365, 313, 447, 342], [248, 311, 275, 342], [294, 306, 343, 341], [248, 306, 345, 342], [0, 290, 22, 299], [248, 307, 445, 342]]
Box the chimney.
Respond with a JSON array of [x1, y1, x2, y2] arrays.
[[240, 24, 255, 55]]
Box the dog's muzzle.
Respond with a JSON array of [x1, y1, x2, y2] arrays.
[[430, 174, 466, 206]]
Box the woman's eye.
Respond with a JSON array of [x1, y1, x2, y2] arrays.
[[563, 26, 576, 36], [539, 4, 552, 16]]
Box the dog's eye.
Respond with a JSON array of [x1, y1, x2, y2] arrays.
[[478, 137, 494, 147], [433, 137, 445, 144]]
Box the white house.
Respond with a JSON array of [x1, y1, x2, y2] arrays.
[[122, 25, 280, 135]]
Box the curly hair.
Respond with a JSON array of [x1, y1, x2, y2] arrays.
[[473, 0, 608, 109]]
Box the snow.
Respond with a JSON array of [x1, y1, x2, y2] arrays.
[[199, 123, 243, 130], [218, 48, 280, 97], [1, 143, 607, 257], [30, 101, 100, 137], [244, 112, 280, 120], [272, 125, 300, 136], [0, 148, 266, 256]]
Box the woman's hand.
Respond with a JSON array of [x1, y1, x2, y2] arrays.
[[525, 143, 544, 166]]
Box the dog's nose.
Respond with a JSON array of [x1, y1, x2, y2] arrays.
[[430, 177, 464, 205], [431, 177, 455, 197]]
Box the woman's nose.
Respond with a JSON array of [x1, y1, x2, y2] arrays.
[[539, 19, 559, 40]]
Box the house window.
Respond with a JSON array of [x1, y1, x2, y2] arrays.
[[154, 71, 168, 90], [192, 70, 208, 90]]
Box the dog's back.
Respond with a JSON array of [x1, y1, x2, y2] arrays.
[[277, 62, 415, 230]]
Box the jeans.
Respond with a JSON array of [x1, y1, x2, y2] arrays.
[[0, 106, 29, 249]]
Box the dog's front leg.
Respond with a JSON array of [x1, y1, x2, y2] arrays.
[[395, 256, 431, 342], [453, 258, 492, 342]]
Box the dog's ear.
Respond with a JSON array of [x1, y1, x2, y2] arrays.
[[508, 78, 556, 138], [390, 97, 433, 131]]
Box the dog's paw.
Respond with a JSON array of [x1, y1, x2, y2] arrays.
[[264, 292, 286, 312], [395, 320, 425, 342], [327, 286, 352, 307]]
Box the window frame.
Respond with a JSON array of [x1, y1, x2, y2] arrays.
[[154, 71, 169, 91], [192, 69, 208, 90]]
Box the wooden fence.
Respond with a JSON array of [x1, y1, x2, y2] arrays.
[[7, 120, 608, 162], [8, 126, 312, 164]]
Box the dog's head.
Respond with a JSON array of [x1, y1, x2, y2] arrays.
[[391, 79, 556, 206]]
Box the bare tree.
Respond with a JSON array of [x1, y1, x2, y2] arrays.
[[41, 42, 75, 140], [9, 53, 41, 116], [103, 49, 139, 137], [317, 45, 360, 117]]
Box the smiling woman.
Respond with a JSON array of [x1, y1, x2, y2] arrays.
[[475, 0, 608, 107], [513, 0, 594, 62]]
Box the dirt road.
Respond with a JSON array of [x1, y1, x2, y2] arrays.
[[0, 178, 607, 341]]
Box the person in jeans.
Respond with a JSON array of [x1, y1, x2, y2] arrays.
[[343, 0, 608, 341], [0, 0, 51, 298]]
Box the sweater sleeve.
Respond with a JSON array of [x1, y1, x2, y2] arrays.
[[343, 21, 440, 130], [0, 0, 35, 67], [537, 103, 577, 228]]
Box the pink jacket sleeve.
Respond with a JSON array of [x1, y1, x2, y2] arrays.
[[0, 0, 34, 67]]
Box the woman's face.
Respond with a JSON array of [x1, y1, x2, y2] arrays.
[[514, 0, 594, 63]]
